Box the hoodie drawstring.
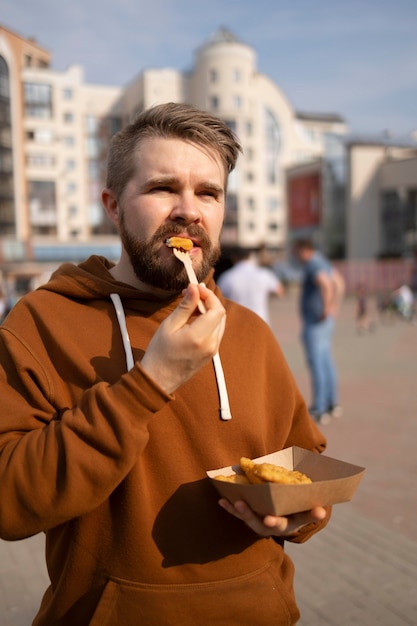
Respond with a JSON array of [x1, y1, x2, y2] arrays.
[[110, 294, 134, 371], [110, 293, 232, 421]]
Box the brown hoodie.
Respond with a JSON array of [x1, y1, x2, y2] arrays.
[[0, 256, 329, 625]]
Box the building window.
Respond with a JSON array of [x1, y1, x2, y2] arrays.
[[233, 95, 242, 109], [405, 188, 417, 254], [28, 180, 56, 214], [233, 68, 241, 82], [88, 160, 100, 180], [38, 129, 54, 144], [64, 112, 74, 124], [26, 154, 55, 167], [209, 68, 218, 83], [0, 55, 14, 231], [209, 95, 219, 110], [380, 190, 403, 256], [24, 82, 53, 118], [267, 198, 279, 213], [25, 128, 54, 144], [264, 107, 281, 184], [223, 119, 237, 134], [108, 116, 122, 136], [405, 189, 417, 230], [86, 137, 99, 158], [247, 197, 255, 211], [246, 120, 253, 136], [62, 88, 73, 100], [65, 159, 76, 170], [0, 149, 13, 171], [224, 193, 238, 227], [0, 58, 10, 100], [66, 182, 77, 194], [84, 114, 98, 134], [63, 135, 75, 147]]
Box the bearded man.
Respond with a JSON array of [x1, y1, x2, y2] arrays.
[[0, 102, 330, 626]]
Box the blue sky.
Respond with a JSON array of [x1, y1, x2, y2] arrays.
[[3, 0, 417, 137]]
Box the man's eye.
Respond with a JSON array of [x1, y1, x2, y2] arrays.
[[151, 186, 173, 193]]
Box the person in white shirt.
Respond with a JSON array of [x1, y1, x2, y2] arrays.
[[393, 284, 414, 320], [217, 249, 283, 325]]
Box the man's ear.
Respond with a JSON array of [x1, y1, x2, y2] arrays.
[[102, 189, 119, 226]]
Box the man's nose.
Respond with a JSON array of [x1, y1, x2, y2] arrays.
[[169, 192, 201, 224]]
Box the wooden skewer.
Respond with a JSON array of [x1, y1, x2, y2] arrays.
[[173, 248, 206, 314]]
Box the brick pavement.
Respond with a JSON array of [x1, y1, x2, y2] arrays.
[[0, 292, 416, 625]]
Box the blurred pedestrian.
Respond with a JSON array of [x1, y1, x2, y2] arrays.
[[217, 248, 283, 325], [293, 239, 344, 425], [392, 283, 415, 321], [355, 282, 375, 334]]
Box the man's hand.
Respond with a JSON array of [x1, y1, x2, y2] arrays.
[[141, 284, 226, 394], [218, 498, 327, 537]]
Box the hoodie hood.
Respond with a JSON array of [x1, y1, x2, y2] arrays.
[[40, 255, 218, 313]]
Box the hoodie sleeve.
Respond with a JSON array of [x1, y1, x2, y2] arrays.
[[0, 325, 173, 541]]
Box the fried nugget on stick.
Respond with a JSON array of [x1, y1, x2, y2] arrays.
[[165, 237, 194, 252]]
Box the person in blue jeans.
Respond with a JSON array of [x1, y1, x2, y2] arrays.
[[293, 239, 344, 425]]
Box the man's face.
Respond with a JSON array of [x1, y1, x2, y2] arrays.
[[113, 137, 226, 292], [293, 245, 309, 263]]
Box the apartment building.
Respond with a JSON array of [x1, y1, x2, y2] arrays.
[[1, 24, 349, 279], [1, 25, 123, 271]]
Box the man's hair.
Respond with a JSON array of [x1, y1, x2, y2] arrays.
[[293, 238, 316, 251], [105, 102, 242, 200]]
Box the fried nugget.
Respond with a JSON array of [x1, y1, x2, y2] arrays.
[[239, 457, 266, 484], [165, 237, 194, 252], [214, 473, 251, 485], [239, 457, 312, 485]]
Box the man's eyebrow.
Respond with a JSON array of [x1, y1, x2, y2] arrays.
[[144, 175, 179, 187], [199, 182, 224, 194], [144, 176, 224, 194]]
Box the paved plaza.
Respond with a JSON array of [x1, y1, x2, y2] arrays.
[[1, 291, 416, 625], [273, 291, 417, 625]]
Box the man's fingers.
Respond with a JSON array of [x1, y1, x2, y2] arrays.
[[219, 499, 328, 537], [166, 284, 225, 338]]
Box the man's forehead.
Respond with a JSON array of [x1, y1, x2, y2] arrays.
[[134, 136, 226, 178]]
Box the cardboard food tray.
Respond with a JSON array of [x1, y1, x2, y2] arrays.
[[207, 446, 365, 516]]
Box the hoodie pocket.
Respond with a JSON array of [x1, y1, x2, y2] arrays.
[[90, 560, 299, 626]]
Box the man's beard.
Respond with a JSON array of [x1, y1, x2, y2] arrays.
[[119, 217, 221, 292]]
